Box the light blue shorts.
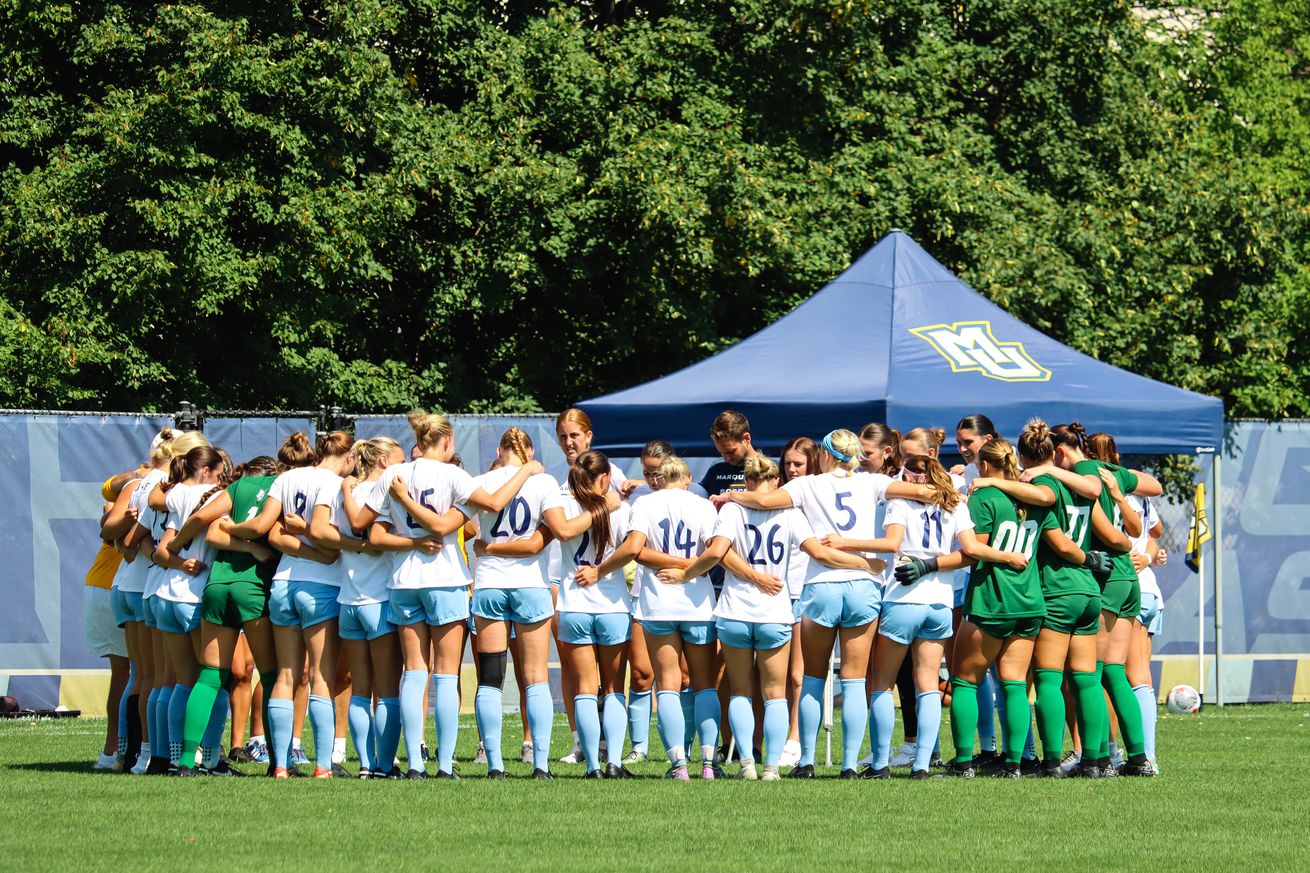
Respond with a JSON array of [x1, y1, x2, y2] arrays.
[[153, 598, 201, 635], [339, 602, 395, 641], [559, 612, 631, 646], [390, 587, 469, 627], [1138, 593, 1163, 636], [270, 580, 340, 629], [878, 601, 953, 644], [142, 595, 160, 629], [268, 579, 295, 627], [953, 584, 968, 609], [473, 587, 554, 625], [640, 619, 715, 646], [113, 589, 146, 626], [800, 579, 883, 629], [791, 597, 802, 624], [715, 618, 791, 651]]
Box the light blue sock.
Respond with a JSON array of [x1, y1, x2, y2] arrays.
[[763, 698, 788, 766], [978, 670, 997, 752], [840, 678, 867, 772], [167, 684, 188, 764], [526, 682, 554, 771], [680, 688, 695, 758], [913, 691, 942, 772], [117, 662, 135, 759], [433, 674, 459, 774], [655, 690, 686, 764], [475, 686, 504, 772], [308, 694, 334, 770], [375, 697, 401, 774], [628, 690, 652, 754], [574, 694, 601, 771], [799, 675, 825, 767], [693, 689, 719, 759], [727, 696, 755, 762], [1134, 684, 1158, 761], [200, 689, 230, 767], [870, 690, 895, 770], [348, 695, 374, 773], [399, 669, 427, 773], [268, 698, 294, 770], [146, 688, 161, 759], [602, 693, 627, 767], [1024, 723, 1037, 761]]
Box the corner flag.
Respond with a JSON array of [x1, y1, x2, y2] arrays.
[[1185, 482, 1211, 573]]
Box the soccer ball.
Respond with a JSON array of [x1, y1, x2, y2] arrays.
[[1165, 684, 1202, 714]]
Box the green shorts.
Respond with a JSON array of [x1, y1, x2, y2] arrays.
[[969, 614, 1043, 640], [1041, 593, 1101, 636], [1100, 577, 1141, 619], [202, 579, 269, 627]]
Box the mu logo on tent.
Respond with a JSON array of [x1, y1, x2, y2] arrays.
[[908, 321, 1051, 383]]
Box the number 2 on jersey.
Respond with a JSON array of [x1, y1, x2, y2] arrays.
[[405, 487, 436, 530], [490, 496, 531, 538], [745, 524, 784, 567]]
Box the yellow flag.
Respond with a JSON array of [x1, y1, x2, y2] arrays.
[[1185, 482, 1211, 573]]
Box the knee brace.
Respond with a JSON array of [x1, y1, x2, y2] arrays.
[[478, 651, 508, 690]]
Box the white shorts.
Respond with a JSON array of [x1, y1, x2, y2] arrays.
[[85, 587, 127, 658]]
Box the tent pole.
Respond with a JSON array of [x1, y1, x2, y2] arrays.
[[1197, 452, 1205, 699], [1213, 451, 1224, 707]]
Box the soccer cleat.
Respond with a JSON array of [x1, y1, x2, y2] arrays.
[[486, 769, 506, 780], [1108, 742, 1123, 770], [331, 763, 350, 779], [1058, 750, 1082, 776], [227, 745, 256, 764], [737, 763, 758, 781], [1119, 758, 1156, 777], [1149, 760, 1160, 776], [623, 749, 648, 764], [930, 754, 945, 768], [289, 746, 308, 766], [559, 742, 583, 764], [1038, 760, 1067, 779], [838, 769, 860, 780], [993, 764, 1021, 779], [604, 763, 636, 779], [859, 766, 891, 780], [701, 764, 717, 781], [405, 768, 426, 780], [434, 770, 461, 781], [313, 767, 333, 779], [777, 739, 801, 768], [246, 738, 269, 764], [1099, 762, 1119, 779], [94, 752, 117, 771], [663, 765, 690, 782], [358, 769, 372, 780], [888, 742, 916, 767], [1020, 756, 1041, 775], [421, 742, 432, 761], [129, 755, 150, 775], [531, 768, 554, 780], [521, 741, 534, 764], [145, 757, 172, 776], [273, 767, 290, 779], [943, 761, 975, 779], [788, 764, 815, 779], [473, 742, 487, 765], [1075, 762, 1103, 779], [910, 769, 930, 780], [584, 769, 604, 780], [383, 765, 405, 780], [761, 765, 781, 782], [206, 759, 245, 777], [972, 749, 1001, 771]]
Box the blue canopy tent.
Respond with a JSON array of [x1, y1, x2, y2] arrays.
[[577, 230, 1222, 456], [578, 229, 1228, 706]]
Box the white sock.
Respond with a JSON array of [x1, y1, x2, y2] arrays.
[[249, 734, 265, 745], [332, 737, 347, 763], [291, 738, 302, 751], [701, 744, 715, 762]]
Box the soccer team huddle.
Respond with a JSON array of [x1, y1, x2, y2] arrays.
[[98, 406, 1168, 781]]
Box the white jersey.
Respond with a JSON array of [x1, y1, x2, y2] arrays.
[[139, 483, 173, 600], [113, 469, 168, 595], [269, 466, 344, 586], [629, 488, 717, 621], [333, 481, 392, 605], [782, 470, 892, 585], [366, 459, 476, 590], [546, 460, 628, 584], [471, 466, 563, 590], [883, 497, 973, 606], [712, 504, 813, 624], [1128, 494, 1162, 600], [157, 483, 221, 604], [555, 498, 632, 615], [953, 471, 972, 594]]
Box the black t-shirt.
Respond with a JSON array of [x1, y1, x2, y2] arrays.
[[699, 462, 746, 497]]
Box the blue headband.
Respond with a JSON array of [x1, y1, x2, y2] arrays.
[[821, 432, 852, 462]]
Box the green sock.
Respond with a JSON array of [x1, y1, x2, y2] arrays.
[[180, 666, 225, 768], [1000, 681, 1030, 765], [1072, 670, 1108, 763], [1093, 661, 1109, 759], [1033, 669, 1065, 762], [1102, 663, 1145, 756], [949, 678, 979, 764]]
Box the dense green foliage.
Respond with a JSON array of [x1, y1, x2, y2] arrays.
[[1, 1, 1305, 415], [4, 707, 1309, 870]]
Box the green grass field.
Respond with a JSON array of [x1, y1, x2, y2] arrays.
[[3, 705, 1307, 871]]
